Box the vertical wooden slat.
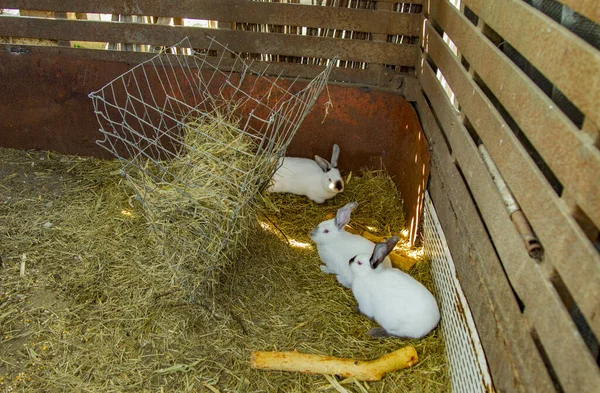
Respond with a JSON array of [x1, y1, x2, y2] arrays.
[[54, 11, 70, 47]]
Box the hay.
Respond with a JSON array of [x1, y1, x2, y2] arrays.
[[262, 169, 407, 242], [125, 108, 272, 298], [0, 147, 449, 392]]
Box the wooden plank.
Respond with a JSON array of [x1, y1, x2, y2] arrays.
[[377, 0, 423, 3], [461, 0, 600, 128], [419, 60, 600, 392], [423, 20, 600, 343], [0, 43, 403, 87], [0, 0, 421, 36], [16, 9, 53, 17], [555, 0, 600, 24], [429, 0, 600, 244], [581, 117, 599, 146], [563, 191, 600, 243], [0, 16, 418, 66], [415, 89, 553, 393]]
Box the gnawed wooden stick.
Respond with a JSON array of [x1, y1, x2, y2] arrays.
[[330, 226, 418, 271], [360, 231, 387, 244], [389, 251, 417, 271], [359, 232, 417, 271], [250, 346, 418, 381]]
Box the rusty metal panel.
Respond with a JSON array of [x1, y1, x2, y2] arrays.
[[286, 80, 430, 247], [0, 16, 419, 66], [0, 0, 422, 36], [462, 0, 600, 128], [0, 48, 117, 157], [429, 0, 600, 240], [422, 20, 600, 391], [0, 46, 428, 242]]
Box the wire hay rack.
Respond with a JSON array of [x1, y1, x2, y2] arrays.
[[89, 37, 334, 299]]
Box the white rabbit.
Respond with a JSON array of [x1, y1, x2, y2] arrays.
[[268, 144, 344, 204], [310, 202, 392, 288], [349, 236, 440, 339]]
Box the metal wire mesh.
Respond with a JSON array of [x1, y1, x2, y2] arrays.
[[89, 37, 334, 297], [423, 191, 493, 393], [527, 0, 599, 50]]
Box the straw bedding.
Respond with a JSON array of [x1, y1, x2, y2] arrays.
[[125, 110, 273, 299], [0, 147, 449, 392]]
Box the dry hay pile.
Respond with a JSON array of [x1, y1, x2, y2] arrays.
[[0, 147, 449, 392], [126, 109, 273, 298]]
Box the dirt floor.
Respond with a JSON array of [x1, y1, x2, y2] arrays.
[[0, 147, 449, 392]]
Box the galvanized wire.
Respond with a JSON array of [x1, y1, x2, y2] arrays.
[[89, 37, 334, 297]]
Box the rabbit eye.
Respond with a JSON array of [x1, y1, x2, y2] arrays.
[[357, 261, 362, 265], [324, 229, 329, 234]]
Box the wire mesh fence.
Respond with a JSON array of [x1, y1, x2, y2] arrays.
[[89, 37, 334, 298]]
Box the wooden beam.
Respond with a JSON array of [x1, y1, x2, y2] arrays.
[[422, 19, 600, 346], [415, 88, 552, 393], [0, 16, 418, 66], [461, 0, 600, 128], [0, 43, 406, 89], [0, 0, 421, 36], [419, 59, 600, 392], [429, 0, 600, 242]]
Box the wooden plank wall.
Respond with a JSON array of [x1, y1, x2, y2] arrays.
[[413, 0, 600, 392], [1, 0, 599, 391], [0, 0, 423, 88]]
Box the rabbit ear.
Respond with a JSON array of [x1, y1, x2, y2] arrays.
[[334, 202, 358, 230], [370, 236, 399, 269], [330, 144, 340, 168], [314, 155, 331, 172]]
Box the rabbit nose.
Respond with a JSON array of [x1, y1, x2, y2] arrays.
[[310, 228, 317, 237], [335, 181, 343, 191]]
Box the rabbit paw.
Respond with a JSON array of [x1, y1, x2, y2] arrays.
[[320, 265, 333, 274], [367, 327, 392, 338]]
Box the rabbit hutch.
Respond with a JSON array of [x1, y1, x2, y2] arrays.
[[0, 1, 599, 392]]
